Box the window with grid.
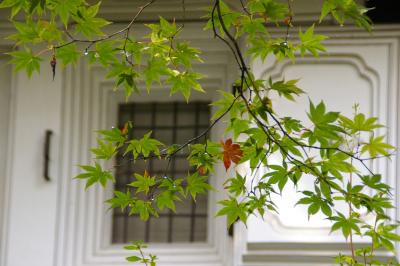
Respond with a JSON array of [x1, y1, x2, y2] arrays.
[[112, 101, 210, 243]]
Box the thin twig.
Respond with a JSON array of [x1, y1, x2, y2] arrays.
[[55, 0, 157, 49]]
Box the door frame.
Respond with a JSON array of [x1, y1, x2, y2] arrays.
[[0, 50, 16, 266]]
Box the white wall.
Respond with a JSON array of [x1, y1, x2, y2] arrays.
[[240, 30, 400, 265]]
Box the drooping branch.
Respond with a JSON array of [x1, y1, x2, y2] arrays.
[[211, 0, 377, 177], [55, 0, 157, 49]]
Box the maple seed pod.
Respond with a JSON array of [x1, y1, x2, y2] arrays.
[[50, 56, 56, 68], [50, 55, 57, 80]]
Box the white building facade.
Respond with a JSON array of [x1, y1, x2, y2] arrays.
[[0, 1, 399, 265]]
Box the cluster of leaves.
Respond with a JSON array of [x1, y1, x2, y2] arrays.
[[205, 0, 369, 62], [124, 241, 157, 266], [77, 124, 219, 222], [2, 0, 399, 266], [1, 0, 204, 101]]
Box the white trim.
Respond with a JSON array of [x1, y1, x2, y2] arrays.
[[241, 242, 395, 266], [0, 51, 16, 266]]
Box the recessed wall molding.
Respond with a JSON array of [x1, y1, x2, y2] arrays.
[[53, 23, 237, 266], [239, 37, 399, 265]]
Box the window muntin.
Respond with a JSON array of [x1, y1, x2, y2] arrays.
[[112, 101, 210, 243]]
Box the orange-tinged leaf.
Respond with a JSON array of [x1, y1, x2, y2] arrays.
[[198, 166, 207, 175], [221, 138, 243, 171]]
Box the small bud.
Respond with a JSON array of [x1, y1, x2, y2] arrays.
[[198, 166, 207, 175], [120, 50, 131, 57], [283, 17, 292, 26], [121, 123, 129, 135]]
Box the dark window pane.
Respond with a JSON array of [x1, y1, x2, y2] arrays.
[[366, 0, 400, 23], [112, 101, 210, 243]]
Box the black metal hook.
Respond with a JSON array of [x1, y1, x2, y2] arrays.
[[44, 130, 53, 182]]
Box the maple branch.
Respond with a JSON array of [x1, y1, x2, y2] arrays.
[[55, 0, 157, 49], [238, 0, 251, 15], [119, 94, 240, 165], [211, 0, 377, 177]]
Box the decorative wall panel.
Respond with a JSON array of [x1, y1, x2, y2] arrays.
[[239, 36, 400, 265]]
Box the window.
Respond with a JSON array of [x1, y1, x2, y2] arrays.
[[366, 0, 400, 23], [112, 101, 211, 243]]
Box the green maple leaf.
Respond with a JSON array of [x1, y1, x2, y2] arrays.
[[217, 198, 248, 227], [48, 0, 83, 28], [340, 113, 383, 134], [117, 72, 139, 99], [56, 43, 80, 66], [248, 0, 288, 22], [269, 78, 304, 101], [106, 191, 133, 211], [320, 0, 372, 32], [204, 1, 241, 36], [124, 131, 164, 159], [90, 139, 117, 160], [0, 0, 27, 18], [93, 41, 119, 66], [186, 173, 212, 201], [129, 200, 157, 221], [75, 162, 115, 189], [129, 172, 157, 195], [96, 127, 127, 146], [329, 212, 361, 238], [28, 0, 45, 13], [156, 191, 179, 212], [171, 42, 202, 69], [237, 17, 267, 38], [9, 21, 41, 44], [8, 48, 42, 77], [361, 135, 395, 158], [73, 2, 111, 37], [143, 57, 168, 92], [298, 25, 327, 57], [225, 174, 246, 197], [126, 256, 141, 262], [211, 90, 245, 120], [168, 70, 204, 102]]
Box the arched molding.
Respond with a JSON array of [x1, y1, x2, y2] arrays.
[[252, 48, 386, 234], [240, 37, 400, 265]]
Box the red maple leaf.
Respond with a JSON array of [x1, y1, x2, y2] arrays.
[[221, 138, 243, 171]]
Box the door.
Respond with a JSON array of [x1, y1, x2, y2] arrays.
[[1, 59, 63, 266]]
